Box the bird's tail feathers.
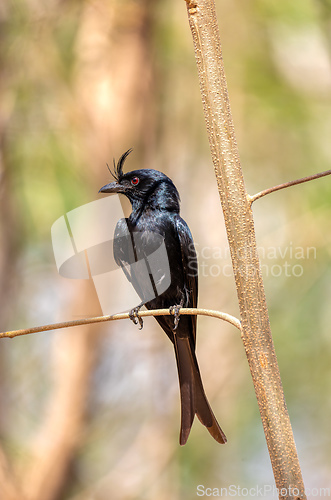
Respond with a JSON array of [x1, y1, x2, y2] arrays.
[[174, 336, 227, 445]]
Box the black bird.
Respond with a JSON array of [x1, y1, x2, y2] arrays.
[[99, 149, 226, 445]]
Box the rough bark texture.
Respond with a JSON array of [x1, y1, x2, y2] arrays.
[[184, 1, 306, 498]]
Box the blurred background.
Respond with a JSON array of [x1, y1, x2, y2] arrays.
[[0, 0, 331, 499]]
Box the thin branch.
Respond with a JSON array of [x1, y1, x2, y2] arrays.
[[0, 308, 241, 339], [249, 169, 331, 204]]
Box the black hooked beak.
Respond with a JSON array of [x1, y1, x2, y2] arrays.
[[99, 181, 126, 194]]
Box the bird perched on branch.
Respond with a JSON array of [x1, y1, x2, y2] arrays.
[[99, 149, 226, 445]]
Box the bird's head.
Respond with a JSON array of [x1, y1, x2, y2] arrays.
[[99, 149, 180, 213]]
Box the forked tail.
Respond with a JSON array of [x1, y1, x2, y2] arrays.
[[173, 335, 227, 445]]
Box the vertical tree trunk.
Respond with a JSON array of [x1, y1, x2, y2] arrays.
[[183, 1, 306, 498]]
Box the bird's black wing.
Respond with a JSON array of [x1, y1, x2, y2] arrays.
[[113, 217, 166, 304], [113, 217, 133, 285], [174, 215, 198, 346]]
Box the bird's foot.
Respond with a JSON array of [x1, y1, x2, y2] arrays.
[[169, 302, 183, 331], [129, 305, 144, 330]]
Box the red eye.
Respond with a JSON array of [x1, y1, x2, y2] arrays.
[[131, 176, 139, 186]]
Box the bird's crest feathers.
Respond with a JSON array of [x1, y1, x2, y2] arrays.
[[107, 148, 133, 182]]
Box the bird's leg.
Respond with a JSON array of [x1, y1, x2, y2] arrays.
[[169, 298, 184, 331], [129, 303, 144, 330]]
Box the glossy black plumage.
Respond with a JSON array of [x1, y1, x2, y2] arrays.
[[99, 150, 226, 445]]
